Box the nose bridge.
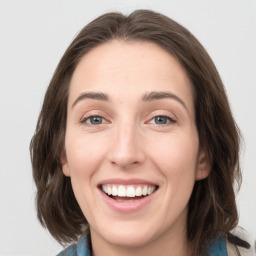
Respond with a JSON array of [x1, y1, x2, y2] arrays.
[[108, 118, 145, 168]]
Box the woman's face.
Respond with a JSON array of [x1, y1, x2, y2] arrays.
[[62, 40, 209, 250]]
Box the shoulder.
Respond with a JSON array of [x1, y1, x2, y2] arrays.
[[56, 234, 91, 256], [208, 235, 228, 256], [226, 228, 255, 256], [57, 244, 77, 256], [207, 229, 255, 256]]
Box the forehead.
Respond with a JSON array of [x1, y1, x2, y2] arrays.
[[69, 40, 194, 112]]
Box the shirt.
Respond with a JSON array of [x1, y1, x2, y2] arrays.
[[57, 234, 228, 256]]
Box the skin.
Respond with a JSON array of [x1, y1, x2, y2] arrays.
[[62, 40, 210, 256]]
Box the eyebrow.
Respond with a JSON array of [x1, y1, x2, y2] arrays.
[[72, 92, 109, 108], [142, 91, 188, 110], [71, 90, 187, 111]]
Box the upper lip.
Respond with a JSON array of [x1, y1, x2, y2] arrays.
[[98, 178, 158, 186]]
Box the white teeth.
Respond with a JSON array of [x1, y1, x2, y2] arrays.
[[126, 186, 136, 197], [148, 186, 154, 195], [112, 186, 118, 196], [107, 186, 112, 195], [102, 185, 107, 193], [135, 187, 142, 196], [117, 185, 126, 197], [101, 184, 157, 197], [142, 186, 148, 196]]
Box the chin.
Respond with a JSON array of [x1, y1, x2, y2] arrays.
[[104, 230, 155, 248], [92, 220, 158, 248]]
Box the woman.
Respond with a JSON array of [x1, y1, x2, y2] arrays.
[[30, 10, 254, 256]]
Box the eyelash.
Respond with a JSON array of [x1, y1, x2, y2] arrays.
[[148, 115, 176, 125], [80, 115, 107, 125], [80, 114, 176, 127]]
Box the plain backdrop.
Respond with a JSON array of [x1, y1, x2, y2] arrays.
[[0, 0, 255, 255]]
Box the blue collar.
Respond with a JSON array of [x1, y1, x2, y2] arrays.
[[57, 234, 227, 256], [57, 235, 91, 256], [207, 235, 228, 256]]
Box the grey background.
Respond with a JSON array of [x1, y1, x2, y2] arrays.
[[0, 0, 255, 255]]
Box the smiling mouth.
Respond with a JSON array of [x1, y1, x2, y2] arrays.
[[101, 184, 158, 201]]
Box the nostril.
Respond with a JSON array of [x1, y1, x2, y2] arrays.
[[107, 136, 146, 168], [110, 158, 140, 168]]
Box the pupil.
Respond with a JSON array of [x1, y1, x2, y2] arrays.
[[90, 116, 102, 124], [155, 116, 167, 124]]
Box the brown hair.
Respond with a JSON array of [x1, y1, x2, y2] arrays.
[[30, 9, 247, 255]]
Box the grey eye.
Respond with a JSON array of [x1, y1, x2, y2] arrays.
[[87, 116, 103, 125], [154, 116, 169, 124]]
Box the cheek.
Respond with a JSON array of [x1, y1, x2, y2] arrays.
[[65, 134, 105, 176], [149, 132, 199, 200], [144, 133, 199, 225], [150, 133, 199, 173], [64, 135, 103, 213]]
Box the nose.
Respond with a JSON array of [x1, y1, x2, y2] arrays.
[[107, 123, 145, 169]]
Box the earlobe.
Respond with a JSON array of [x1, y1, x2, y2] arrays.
[[196, 149, 211, 181], [62, 163, 70, 177], [61, 150, 70, 177]]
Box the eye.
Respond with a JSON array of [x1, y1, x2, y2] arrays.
[[154, 116, 169, 124], [82, 115, 105, 125], [149, 115, 176, 125]]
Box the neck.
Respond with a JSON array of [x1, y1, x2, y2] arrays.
[[91, 223, 189, 256]]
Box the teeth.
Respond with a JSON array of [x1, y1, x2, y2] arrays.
[[142, 186, 148, 196], [116, 198, 136, 202], [126, 186, 136, 197], [118, 185, 126, 196], [148, 186, 155, 195], [101, 184, 157, 197], [102, 185, 107, 194], [135, 187, 142, 196], [107, 186, 112, 195], [112, 186, 118, 196]]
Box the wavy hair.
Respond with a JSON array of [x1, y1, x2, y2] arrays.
[[30, 10, 248, 255]]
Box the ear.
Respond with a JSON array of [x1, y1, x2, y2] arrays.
[[61, 149, 70, 177], [195, 149, 211, 181]]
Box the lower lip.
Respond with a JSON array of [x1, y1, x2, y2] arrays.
[[99, 189, 157, 213]]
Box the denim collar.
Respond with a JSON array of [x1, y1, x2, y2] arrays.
[[207, 235, 228, 256], [58, 234, 227, 256]]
